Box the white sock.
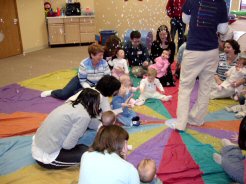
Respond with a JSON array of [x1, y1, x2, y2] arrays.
[[40, 90, 52, 97], [213, 153, 222, 165], [221, 138, 234, 146], [162, 95, 172, 101]]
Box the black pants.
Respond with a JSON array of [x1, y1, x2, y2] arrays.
[[158, 66, 175, 87], [36, 144, 88, 169], [170, 18, 186, 49]]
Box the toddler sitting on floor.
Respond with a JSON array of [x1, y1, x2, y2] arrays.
[[135, 68, 172, 106]]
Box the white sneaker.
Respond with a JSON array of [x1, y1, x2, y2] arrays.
[[40, 90, 52, 97], [188, 121, 204, 126], [165, 119, 176, 129], [162, 95, 172, 102]]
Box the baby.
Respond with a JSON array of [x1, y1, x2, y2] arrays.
[[108, 48, 129, 79], [119, 74, 139, 107], [137, 159, 157, 183], [149, 50, 170, 78], [135, 68, 172, 106], [218, 54, 246, 100], [88, 110, 116, 132], [111, 75, 140, 126], [101, 110, 116, 126]]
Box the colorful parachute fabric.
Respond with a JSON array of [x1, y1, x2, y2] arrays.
[[0, 69, 240, 183]]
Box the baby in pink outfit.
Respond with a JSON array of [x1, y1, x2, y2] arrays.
[[149, 50, 170, 78]]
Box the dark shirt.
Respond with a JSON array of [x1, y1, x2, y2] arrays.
[[183, 0, 228, 51], [150, 40, 176, 64], [123, 41, 150, 67]]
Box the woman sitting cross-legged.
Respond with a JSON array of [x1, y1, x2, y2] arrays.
[[210, 39, 245, 99], [32, 88, 106, 169]]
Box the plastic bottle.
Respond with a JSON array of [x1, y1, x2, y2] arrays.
[[57, 8, 61, 16]]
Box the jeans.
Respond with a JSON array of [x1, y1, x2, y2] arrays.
[[51, 75, 82, 100], [170, 18, 186, 49]]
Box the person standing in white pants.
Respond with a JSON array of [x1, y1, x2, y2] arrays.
[[166, 0, 229, 131]]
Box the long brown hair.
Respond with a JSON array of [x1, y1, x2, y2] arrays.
[[104, 35, 122, 57], [72, 88, 100, 118], [156, 25, 171, 44], [89, 125, 129, 158]]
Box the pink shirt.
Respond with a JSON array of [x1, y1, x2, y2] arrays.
[[149, 57, 170, 78]]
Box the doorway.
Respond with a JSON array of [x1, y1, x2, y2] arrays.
[[0, 0, 22, 59]]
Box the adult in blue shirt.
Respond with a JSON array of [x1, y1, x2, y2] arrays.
[[166, 0, 229, 131], [41, 43, 111, 100]]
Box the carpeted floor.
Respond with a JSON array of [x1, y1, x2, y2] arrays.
[[0, 45, 88, 87]]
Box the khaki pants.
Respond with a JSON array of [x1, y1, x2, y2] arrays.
[[176, 49, 219, 130]]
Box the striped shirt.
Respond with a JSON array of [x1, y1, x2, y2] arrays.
[[78, 57, 111, 88], [216, 53, 239, 81]]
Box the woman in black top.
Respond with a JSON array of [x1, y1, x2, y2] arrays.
[[150, 25, 176, 86]]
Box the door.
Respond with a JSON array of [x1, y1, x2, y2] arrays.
[[0, 0, 22, 59]]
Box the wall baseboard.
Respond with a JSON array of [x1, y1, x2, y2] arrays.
[[23, 44, 49, 54]]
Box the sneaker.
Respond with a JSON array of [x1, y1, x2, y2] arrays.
[[165, 119, 176, 129], [132, 121, 140, 126], [40, 90, 52, 97], [132, 116, 140, 121], [188, 121, 204, 126]]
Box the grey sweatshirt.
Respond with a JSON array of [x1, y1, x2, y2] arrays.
[[34, 102, 100, 154]]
